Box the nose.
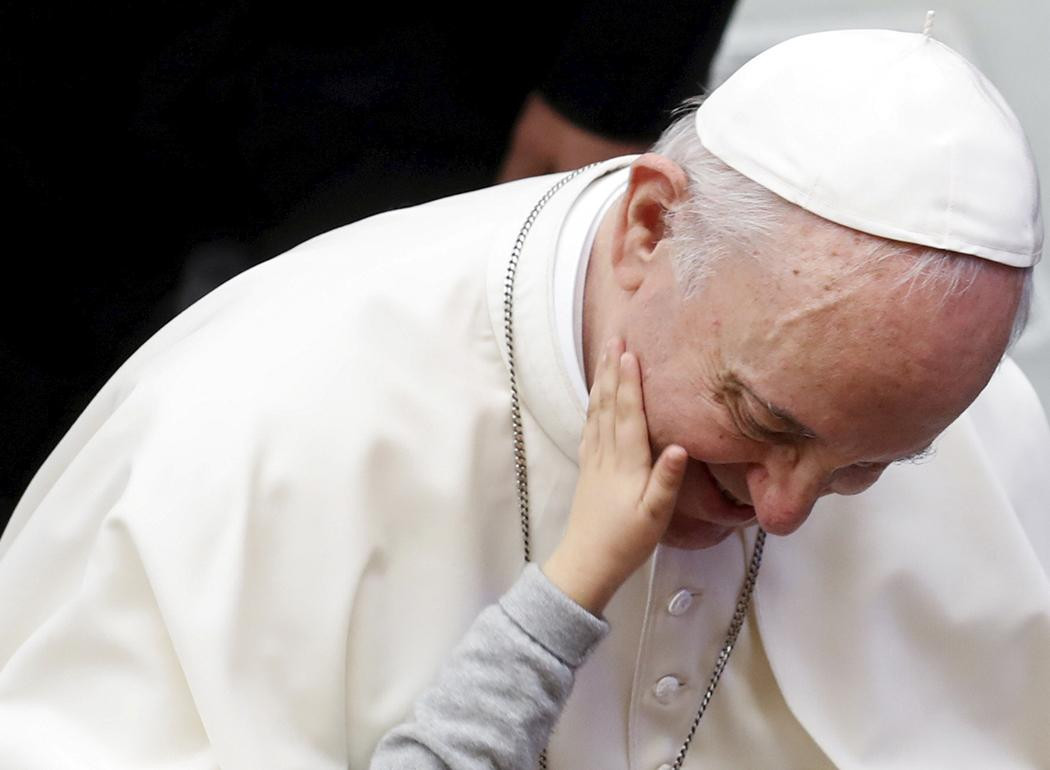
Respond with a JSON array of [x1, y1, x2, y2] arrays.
[[744, 450, 829, 536]]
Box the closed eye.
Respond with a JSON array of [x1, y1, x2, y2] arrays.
[[725, 400, 799, 445], [855, 444, 936, 470], [893, 444, 936, 465]]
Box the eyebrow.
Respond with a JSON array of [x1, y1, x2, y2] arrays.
[[723, 371, 820, 440]]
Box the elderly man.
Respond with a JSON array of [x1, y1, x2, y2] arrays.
[[1, 27, 1048, 769]]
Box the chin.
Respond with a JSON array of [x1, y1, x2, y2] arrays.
[[657, 459, 757, 549], [659, 514, 737, 550]]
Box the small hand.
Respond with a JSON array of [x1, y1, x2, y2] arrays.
[[543, 339, 687, 614]]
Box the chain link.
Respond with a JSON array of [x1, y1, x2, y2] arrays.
[[503, 165, 765, 770], [503, 164, 597, 566], [669, 528, 765, 770]]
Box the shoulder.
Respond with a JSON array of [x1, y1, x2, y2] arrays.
[[963, 356, 1050, 568], [9, 182, 554, 528], [965, 356, 1050, 478]]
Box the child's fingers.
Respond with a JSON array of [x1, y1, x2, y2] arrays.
[[597, 339, 622, 449], [615, 352, 651, 467], [582, 366, 600, 457], [641, 445, 688, 523]]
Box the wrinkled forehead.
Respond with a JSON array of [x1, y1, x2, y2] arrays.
[[712, 245, 1015, 456]]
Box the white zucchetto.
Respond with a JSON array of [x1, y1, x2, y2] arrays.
[[695, 28, 1043, 267]]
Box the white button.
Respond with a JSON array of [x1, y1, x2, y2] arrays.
[[658, 764, 673, 770], [652, 675, 682, 702], [667, 589, 694, 616]]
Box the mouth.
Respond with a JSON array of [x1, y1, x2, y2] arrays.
[[661, 461, 756, 549], [675, 461, 756, 527], [711, 472, 751, 508]]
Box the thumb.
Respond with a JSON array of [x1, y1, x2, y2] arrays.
[[641, 445, 688, 524]]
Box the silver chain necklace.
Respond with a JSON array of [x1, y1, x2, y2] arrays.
[[501, 164, 767, 770]]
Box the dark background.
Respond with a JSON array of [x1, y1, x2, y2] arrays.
[[0, 0, 736, 534]]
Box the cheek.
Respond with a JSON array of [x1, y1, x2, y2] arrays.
[[644, 394, 757, 465], [639, 362, 760, 464]]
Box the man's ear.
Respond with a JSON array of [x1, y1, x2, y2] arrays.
[[613, 153, 689, 292]]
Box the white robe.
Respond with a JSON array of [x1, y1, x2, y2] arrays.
[[1, 158, 1048, 769]]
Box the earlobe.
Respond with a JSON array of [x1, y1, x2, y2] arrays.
[[613, 154, 689, 292]]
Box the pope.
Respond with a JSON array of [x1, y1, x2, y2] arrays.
[[1, 26, 1048, 769]]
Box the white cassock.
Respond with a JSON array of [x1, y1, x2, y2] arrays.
[[1, 158, 1048, 769]]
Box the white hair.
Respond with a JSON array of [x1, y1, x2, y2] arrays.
[[650, 99, 1034, 347]]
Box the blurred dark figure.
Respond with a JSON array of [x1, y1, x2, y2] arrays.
[[0, 1, 737, 529]]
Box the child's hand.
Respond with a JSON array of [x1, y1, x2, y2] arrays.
[[543, 339, 688, 614]]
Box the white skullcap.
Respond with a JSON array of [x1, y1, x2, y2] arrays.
[[695, 28, 1043, 267]]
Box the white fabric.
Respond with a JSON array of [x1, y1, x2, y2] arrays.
[[696, 29, 1043, 267], [757, 355, 1050, 767], [551, 168, 629, 407], [0, 158, 1049, 768]]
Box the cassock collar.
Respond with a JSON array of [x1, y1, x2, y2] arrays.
[[487, 156, 637, 462], [552, 169, 630, 408]]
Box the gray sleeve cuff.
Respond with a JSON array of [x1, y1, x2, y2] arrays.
[[498, 563, 610, 668]]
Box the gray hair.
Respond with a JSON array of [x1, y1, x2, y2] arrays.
[[650, 100, 1034, 348]]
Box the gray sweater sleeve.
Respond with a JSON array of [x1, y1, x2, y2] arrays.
[[369, 563, 610, 769]]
